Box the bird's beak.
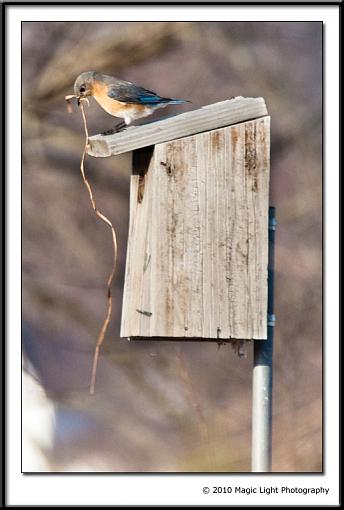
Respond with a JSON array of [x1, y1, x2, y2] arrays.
[[77, 90, 91, 105], [77, 96, 91, 107]]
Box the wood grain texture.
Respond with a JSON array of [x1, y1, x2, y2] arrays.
[[121, 117, 270, 341], [87, 97, 268, 157]]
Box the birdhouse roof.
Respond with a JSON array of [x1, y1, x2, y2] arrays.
[[86, 97, 268, 158]]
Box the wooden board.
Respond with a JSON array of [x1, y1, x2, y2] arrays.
[[87, 97, 268, 157], [121, 117, 270, 341]]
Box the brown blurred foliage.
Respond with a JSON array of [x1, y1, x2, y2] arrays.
[[22, 21, 322, 472]]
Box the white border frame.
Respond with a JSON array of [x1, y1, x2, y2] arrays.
[[7, 5, 339, 506]]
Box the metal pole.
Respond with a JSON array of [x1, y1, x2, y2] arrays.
[[251, 206, 276, 472]]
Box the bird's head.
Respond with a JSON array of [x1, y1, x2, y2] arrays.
[[73, 71, 97, 100]]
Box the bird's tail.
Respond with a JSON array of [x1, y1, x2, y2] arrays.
[[167, 98, 191, 104]]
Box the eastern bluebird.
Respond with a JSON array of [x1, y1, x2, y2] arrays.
[[73, 71, 189, 131]]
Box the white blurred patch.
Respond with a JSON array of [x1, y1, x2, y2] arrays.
[[22, 362, 55, 472]]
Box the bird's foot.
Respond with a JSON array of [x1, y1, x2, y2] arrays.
[[101, 128, 116, 136], [101, 121, 127, 136]]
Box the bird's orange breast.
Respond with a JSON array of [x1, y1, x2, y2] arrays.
[[91, 80, 147, 118]]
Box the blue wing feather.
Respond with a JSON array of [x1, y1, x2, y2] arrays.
[[107, 83, 187, 105]]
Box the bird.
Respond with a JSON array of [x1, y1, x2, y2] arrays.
[[73, 71, 189, 133]]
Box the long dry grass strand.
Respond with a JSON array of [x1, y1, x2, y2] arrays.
[[78, 101, 118, 395]]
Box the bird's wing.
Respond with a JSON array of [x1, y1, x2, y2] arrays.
[[107, 82, 173, 105]]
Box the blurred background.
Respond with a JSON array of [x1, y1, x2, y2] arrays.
[[22, 21, 322, 472]]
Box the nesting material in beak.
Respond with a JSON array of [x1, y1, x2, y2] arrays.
[[65, 94, 90, 112], [65, 94, 77, 113]]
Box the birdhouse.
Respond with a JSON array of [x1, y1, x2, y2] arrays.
[[87, 97, 270, 342]]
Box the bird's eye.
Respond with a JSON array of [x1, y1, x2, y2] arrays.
[[79, 85, 86, 93]]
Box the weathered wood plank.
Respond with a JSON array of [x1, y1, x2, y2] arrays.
[[121, 117, 270, 341], [87, 97, 268, 158]]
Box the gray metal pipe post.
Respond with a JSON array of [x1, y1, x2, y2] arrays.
[[251, 206, 276, 472]]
